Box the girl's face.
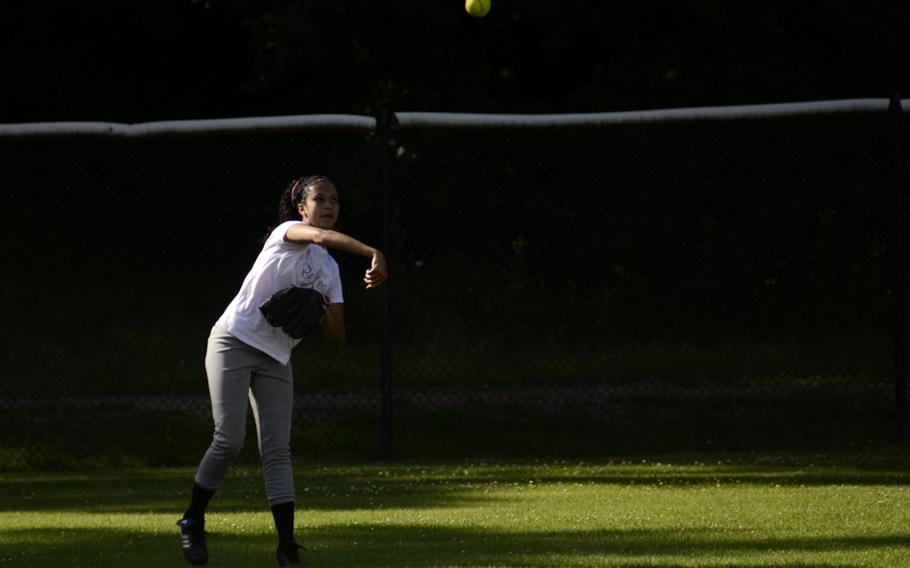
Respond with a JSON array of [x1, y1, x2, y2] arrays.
[[298, 181, 339, 229]]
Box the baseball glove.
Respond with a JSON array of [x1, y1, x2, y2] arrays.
[[258, 286, 328, 338]]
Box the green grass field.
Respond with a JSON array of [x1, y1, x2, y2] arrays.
[[2, 449, 910, 567]]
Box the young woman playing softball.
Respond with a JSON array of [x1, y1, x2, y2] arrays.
[[177, 175, 387, 567]]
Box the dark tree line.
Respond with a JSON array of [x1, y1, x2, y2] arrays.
[[2, 0, 909, 123]]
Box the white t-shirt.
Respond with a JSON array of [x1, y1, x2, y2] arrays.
[[216, 220, 344, 365]]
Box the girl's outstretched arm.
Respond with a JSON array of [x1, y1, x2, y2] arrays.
[[284, 224, 388, 288]]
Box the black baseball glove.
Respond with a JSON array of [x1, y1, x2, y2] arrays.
[[258, 286, 329, 338]]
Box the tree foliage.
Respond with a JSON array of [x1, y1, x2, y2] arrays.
[[2, 0, 909, 122]]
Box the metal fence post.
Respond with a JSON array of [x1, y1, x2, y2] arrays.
[[378, 109, 394, 459], [891, 93, 907, 442]]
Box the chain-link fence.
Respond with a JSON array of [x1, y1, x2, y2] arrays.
[[1, 100, 907, 469]]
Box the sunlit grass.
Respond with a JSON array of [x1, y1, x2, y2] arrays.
[[2, 449, 910, 566]]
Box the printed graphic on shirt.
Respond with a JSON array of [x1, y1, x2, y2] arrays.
[[295, 247, 332, 298], [299, 262, 318, 287]]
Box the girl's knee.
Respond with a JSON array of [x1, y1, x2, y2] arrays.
[[212, 432, 246, 458], [260, 444, 291, 467]]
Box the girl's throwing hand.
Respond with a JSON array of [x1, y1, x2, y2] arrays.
[[364, 250, 388, 288]]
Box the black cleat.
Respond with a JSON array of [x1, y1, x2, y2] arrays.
[[276, 542, 303, 567], [177, 517, 209, 566]]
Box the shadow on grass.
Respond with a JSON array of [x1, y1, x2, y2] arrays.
[[1, 524, 908, 567], [2, 448, 910, 514]]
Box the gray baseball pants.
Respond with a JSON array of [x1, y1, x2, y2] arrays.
[[194, 323, 295, 505]]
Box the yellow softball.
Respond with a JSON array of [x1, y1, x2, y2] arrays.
[[465, 0, 491, 18]]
